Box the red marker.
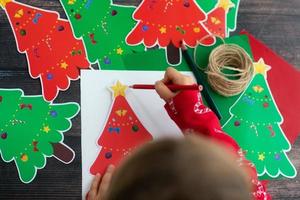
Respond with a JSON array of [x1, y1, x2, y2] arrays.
[[129, 84, 202, 91]]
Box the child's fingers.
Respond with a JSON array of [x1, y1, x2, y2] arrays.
[[155, 80, 177, 102], [163, 67, 196, 85], [99, 165, 115, 198], [163, 67, 183, 84], [88, 173, 101, 199]]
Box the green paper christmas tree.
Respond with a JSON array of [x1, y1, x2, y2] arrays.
[[0, 89, 79, 183], [223, 58, 297, 179], [59, 0, 143, 69]]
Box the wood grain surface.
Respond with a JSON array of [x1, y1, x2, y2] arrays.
[[0, 0, 299, 199]]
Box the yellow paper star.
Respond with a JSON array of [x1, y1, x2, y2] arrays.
[[60, 62, 68, 69], [116, 48, 124, 55], [159, 27, 167, 34], [0, 0, 11, 8], [258, 153, 265, 161], [43, 126, 51, 133], [218, 0, 235, 11], [110, 81, 128, 98], [253, 58, 271, 77]]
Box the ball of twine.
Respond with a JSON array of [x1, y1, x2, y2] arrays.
[[206, 44, 254, 97]]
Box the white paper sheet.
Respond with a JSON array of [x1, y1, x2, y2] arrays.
[[81, 70, 193, 198]]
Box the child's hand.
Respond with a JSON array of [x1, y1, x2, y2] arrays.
[[155, 67, 200, 102], [86, 165, 115, 200]]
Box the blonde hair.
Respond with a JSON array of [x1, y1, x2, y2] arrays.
[[106, 135, 251, 200]]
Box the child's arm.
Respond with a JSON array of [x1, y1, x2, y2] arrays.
[[156, 67, 271, 200], [155, 67, 239, 151]]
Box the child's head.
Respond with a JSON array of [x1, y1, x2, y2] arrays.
[[105, 135, 251, 200]]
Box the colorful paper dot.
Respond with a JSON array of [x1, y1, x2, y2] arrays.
[[47, 73, 53, 80], [234, 121, 240, 127], [70, 9, 74, 12], [104, 57, 111, 65], [275, 153, 281, 160], [21, 154, 28, 162], [74, 13, 81, 20], [193, 27, 200, 33], [20, 29, 26, 36], [111, 10, 118, 16], [142, 25, 149, 32], [105, 152, 112, 159], [1, 132, 7, 140], [16, 22, 20, 26], [183, 2, 190, 7], [50, 110, 58, 117], [57, 25, 65, 31], [132, 125, 139, 132], [263, 102, 269, 108]]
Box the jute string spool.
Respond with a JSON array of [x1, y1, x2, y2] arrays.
[[194, 36, 254, 97]]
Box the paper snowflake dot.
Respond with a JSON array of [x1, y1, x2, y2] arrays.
[[142, 25, 149, 32], [234, 121, 240, 127], [132, 125, 139, 132], [111, 10, 118, 16], [105, 152, 112, 159], [47, 73, 53, 80], [1, 132, 7, 139], [20, 29, 26, 36], [50, 110, 58, 117]]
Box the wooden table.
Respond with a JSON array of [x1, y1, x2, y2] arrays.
[[0, 0, 299, 199]]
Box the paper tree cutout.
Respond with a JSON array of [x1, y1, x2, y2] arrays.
[[203, 0, 235, 38], [223, 58, 297, 179], [0, 88, 79, 183], [126, 0, 215, 65], [197, 0, 240, 36], [90, 81, 153, 175], [59, 0, 144, 69], [243, 31, 300, 145], [0, 0, 90, 101]]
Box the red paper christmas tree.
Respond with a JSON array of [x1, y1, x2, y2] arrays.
[[90, 81, 153, 175], [203, 0, 235, 38], [0, 0, 89, 101], [126, 0, 215, 65]]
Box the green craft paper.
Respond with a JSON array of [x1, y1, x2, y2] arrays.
[[122, 35, 253, 125], [196, 0, 217, 13], [60, 0, 143, 68], [0, 89, 79, 183], [223, 70, 297, 179], [226, 0, 240, 35]]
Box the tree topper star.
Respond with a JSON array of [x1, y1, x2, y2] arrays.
[[110, 81, 128, 98]]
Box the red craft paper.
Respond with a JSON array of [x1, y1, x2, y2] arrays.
[[241, 31, 300, 144], [126, 0, 215, 48], [90, 81, 153, 175], [4, 1, 90, 101]]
